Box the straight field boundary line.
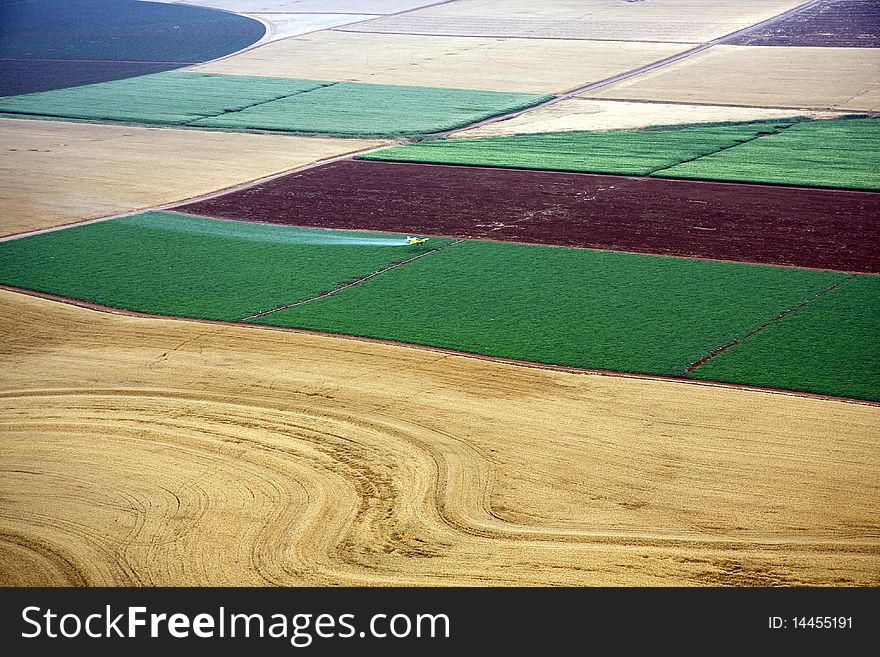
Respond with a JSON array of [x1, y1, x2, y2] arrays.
[[646, 120, 799, 177], [1, 283, 876, 408], [683, 274, 859, 375], [0, 140, 396, 244], [179, 79, 341, 126], [239, 239, 464, 320], [330, 28, 702, 44], [435, 0, 824, 137]]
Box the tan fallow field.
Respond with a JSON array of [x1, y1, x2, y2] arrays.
[[453, 98, 844, 138], [1, 289, 877, 586], [0, 118, 386, 237], [342, 0, 806, 43], [189, 31, 689, 93], [582, 45, 880, 112]]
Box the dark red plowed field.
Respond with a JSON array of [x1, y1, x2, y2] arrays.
[[729, 0, 880, 47], [176, 160, 880, 273]]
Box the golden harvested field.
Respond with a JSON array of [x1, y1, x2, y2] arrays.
[[189, 31, 688, 93], [581, 45, 880, 111], [344, 0, 806, 43], [454, 98, 839, 138], [1, 289, 877, 586], [0, 118, 386, 237]]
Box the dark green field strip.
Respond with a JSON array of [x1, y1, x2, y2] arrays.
[[0, 72, 330, 125], [659, 117, 880, 191], [0, 72, 550, 135], [360, 117, 880, 190], [248, 240, 850, 382], [0, 213, 450, 321], [689, 275, 880, 401], [3, 217, 872, 399], [190, 82, 553, 137], [359, 120, 800, 175]]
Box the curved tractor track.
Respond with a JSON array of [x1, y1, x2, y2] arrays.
[[1, 290, 877, 586]]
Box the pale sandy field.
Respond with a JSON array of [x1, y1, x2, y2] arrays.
[[454, 98, 843, 137], [343, 0, 806, 43], [1, 290, 877, 586], [190, 31, 689, 93], [0, 119, 386, 237], [155, 1, 438, 12], [582, 45, 880, 111]]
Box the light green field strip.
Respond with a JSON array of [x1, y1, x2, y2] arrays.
[[0, 72, 330, 125], [0, 71, 550, 136], [658, 117, 880, 191], [189, 82, 553, 137], [359, 119, 801, 176], [361, 116, 880, 190], [0, 213, 452, 321], [689, 275, 880, 401]]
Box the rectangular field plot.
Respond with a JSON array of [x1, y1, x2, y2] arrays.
[[728, 0, 880, 47], [0, 118, 386, 237], [189, 82, 551, 137], [0, 213, 450, 320], [190, 31, 688, 94], [689, 276, 880, 401], [659, 117, 880, 191], [349, 0, 806, 42], [248, 240, 850, 382], [360, 120, 798, 176], [0, 71, 547, 136], [0, 72, 328, 125], [176, 160, 880, 274], [581, 45, 880, 112], [363, 116, 880, 191]]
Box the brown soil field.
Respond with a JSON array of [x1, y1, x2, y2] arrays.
[[0, 118, 386, 237], [581, 45, 880, 111], [176, 160, 880, 273], [342, 0, 807, 42], [188, 31, 689, 93], [454, 98, 841, 137], [728, 0, 880, 48], [1, 288, 877, 586]]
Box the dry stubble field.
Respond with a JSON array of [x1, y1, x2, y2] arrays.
[[0, 118, 386, 236], [1, 290, 877, 586]]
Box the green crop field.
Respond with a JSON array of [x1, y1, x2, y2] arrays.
[[359, 120, 800, 175], [659, 117, 880, 191], [0, 213, 450, 320], [0, 72, 330, 126], [190, 82, 553, 137], [689, 275, 880, 401], [2, 220, 873, 399], [248, 240, 855, 383], [0, 71, 550, 136], [360, 117, 880, 190]]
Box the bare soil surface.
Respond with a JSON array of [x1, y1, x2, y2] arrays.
[[176, 160, 880, 273], [728, 0, 880, 47]]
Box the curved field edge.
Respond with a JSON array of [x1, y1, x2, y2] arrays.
[[1, 289, 878, 586], [360, 116, 880, 192], [0, 214, 875, 401], [0, 0, 266, 96]]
